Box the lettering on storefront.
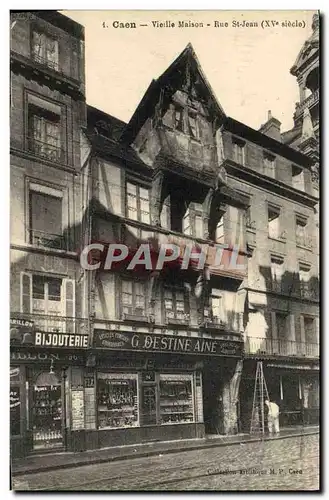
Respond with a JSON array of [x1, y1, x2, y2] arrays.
[[10, 351, 84, 364], [94, 330, 243, 357], [35, 332, 89, 348]]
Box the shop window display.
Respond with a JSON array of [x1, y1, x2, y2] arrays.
[[159, 374, 194, 424], [97, 373, 139, 429], [33, 383, 63, 449]]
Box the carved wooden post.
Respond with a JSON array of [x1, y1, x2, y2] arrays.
[[150, 171, 164, 226]]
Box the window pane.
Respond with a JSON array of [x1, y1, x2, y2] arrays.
[[122, 281, 133, 294], [48, 278, 62, 301], [195, 215, 203, 238], [30, 191, 62, 237], [159, 375, 194, 424], [97, 374, 138, 429], [33, 275, 45, 300]]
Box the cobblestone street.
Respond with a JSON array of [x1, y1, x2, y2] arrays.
[[12, 434, 319, 492]]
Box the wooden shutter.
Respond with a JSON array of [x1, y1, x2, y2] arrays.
[[20, 272, 32, 313], [63, 279, 75, 318]]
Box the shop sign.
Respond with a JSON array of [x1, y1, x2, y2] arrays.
[[10, 351, 85, 364], [94, 330, 243, 357], [35, 332, 89, 348], [267, 363, 319, 371], [10, 318, 34, 345]]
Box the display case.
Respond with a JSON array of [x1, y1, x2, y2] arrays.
[[159, 374, 194, 424], [97, 373, 139, 429], [32, 385, 63, 449]]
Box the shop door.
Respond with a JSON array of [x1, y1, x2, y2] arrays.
[[32, 371, 64, 451], [203, 371, 223, 434]]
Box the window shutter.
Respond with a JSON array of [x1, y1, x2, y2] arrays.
[[63, 279, 75, 318], [20, 272, 32, 313]]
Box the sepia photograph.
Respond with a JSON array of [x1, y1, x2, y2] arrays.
[[9, 8, 320, 491]]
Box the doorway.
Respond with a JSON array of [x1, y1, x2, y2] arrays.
[[203, 370, 223, 435], [32, 371, 64, 451]]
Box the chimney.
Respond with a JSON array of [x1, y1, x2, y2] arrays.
[[259, 110, 282, 142]]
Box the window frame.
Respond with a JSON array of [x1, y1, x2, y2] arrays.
[[24, 91, 66, 164], [125, 181, 150, 225], [232, 137, 246, 166], [120, 278, 147, 319], [27, 180, 65, 250], [270, 255, 284, 293], [263, 151, 276, 179], [267, 204, 285, 241], [31, 29, 59, 72], [163, 286, 189, 324]]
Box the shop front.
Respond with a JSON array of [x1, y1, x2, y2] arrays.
[[77, 329, 244, 450], [239, 359, 319, 432], [10, 318, 89, 458]]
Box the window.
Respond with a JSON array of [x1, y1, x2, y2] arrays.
[[276, 313, 289, 340], [32, 31, 59, 71], [164, 288, 188, 323], [271, 256, 284, 292], [182, 207, 191, 236], [211, 292, 223, 324], [159, 374, 194, 424], [97, 373, 139, 429], [296, 215, 311, 248], [173, 105, 184, 132], [187, 112, 198, 139], [195, 215, 203, 239], [126, 182, 150, 224], [215, 215, 224, 244], [268, 206, 282, 239], [292, 165, 305, 191], [27, 94, 63, 162], [263, 152, 276, 178], [303, 316, 316, 344], [20, 273, 75, 331], [182, 203, 204, 239], [299, 263, 311, 298], [232, 138, 245, 165], [29, 183, 63, 249], [121, 280, 146, 318]]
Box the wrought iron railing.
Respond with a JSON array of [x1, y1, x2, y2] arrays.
[[245, 336, 319, 359], [32, 52, 59, 72], [29, 229, 67, 251], [27, 137, 65, 163], [10, 312, 89, 336]]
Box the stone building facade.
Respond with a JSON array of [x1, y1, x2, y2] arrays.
[[10, 11, 319, 458]]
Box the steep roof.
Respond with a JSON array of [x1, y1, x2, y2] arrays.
[[121, 43, 226, 143]]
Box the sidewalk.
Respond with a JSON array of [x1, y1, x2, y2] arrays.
[[11, 425, 319, 477]]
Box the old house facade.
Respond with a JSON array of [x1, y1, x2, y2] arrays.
[[10, 11, 319, 458]]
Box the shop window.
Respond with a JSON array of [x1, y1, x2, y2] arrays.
[[121, 279, 146, 318], [33, 372, 63, 450], [164, 288, 189, 323], [29, 183, 63, 249], [232, 138, 245, 165], [32, 31, 59, 71], [292, 165, 305, 192], [263, 152, 276, 179], [159, 374, 194, 424], [126, 182, 150, 224], [97, 373, 139, 429], [270, 256, 284, 293], [268, 206, 281, 239]]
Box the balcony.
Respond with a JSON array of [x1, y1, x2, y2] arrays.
[[32, 53, 59, 72], [27, 137, 65, 163], [29, 229, 67, 251], [202, 311, 244, 334], [295, 89, 319, 118], [10, 312, 89, 338], [300, 283, 319, 301], [245, 336, 319, 359]]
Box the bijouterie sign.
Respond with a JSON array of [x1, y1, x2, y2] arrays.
[[35, 332, 89, 348], [94, 330, 243, 357]]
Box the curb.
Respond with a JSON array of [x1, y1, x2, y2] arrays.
[[12, 429, 319, 477]]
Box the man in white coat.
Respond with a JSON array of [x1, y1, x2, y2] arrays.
[[265, 399, 280, 434]]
